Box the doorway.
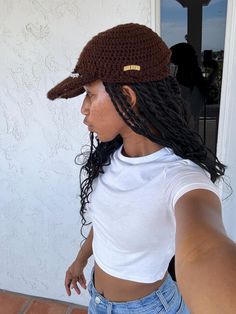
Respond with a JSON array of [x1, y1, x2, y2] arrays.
[[160, 0, 228, 155]]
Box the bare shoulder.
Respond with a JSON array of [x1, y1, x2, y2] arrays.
[[174, 189, 227, 262]]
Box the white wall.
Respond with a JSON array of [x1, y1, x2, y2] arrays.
[[217, 0, 236, 241], [0, 0, 155, 306]]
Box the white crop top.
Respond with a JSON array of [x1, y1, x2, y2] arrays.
[[87, 144, 221, 283]]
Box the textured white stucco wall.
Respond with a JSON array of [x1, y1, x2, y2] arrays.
[[0, 0, 153, 306]]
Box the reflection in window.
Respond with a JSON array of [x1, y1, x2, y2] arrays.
[[161, 0, 227, 155]]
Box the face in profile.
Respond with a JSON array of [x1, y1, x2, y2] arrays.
[[81, 80, 136, 142]]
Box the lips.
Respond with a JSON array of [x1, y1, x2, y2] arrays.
[[84, 121, 93, 130], [83, 119, 95, 132]]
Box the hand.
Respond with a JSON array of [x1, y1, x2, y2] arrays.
[[65, 258, 88, 296]]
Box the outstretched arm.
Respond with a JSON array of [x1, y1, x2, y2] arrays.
[[175, 189, 236, 314]]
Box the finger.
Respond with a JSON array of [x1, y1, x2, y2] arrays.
[[71, 281, 81, 295], [65, 271, 72, 287], [79, 273, 87, 288], [81, 273, 86, 284], [65, 281, 72, 296], [79, 276, 87, 289], [65, 275, 72, 296], [73, 284, 81, 295]]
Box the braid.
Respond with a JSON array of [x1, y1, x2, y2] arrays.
[[76, 76, 229, 247]]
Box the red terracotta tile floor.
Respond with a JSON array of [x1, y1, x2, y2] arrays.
[[0, 289, 88, 314]]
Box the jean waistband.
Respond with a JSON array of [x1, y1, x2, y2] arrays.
[[89, 265, 177, 309]]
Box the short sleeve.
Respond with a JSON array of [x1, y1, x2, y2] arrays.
[[167, 166, 221, 212]]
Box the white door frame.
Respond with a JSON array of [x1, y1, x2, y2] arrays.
[[216, 0, 236, 240], [150, 0, 161, 35], [217, 0, 235, 163]]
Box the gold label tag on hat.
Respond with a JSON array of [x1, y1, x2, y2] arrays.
[[70, 72, 81, 78], [123, 65, 141, 71]]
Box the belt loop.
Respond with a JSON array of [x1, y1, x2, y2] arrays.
[[107, 302, 112, 314], [155, 290, 169, 312]]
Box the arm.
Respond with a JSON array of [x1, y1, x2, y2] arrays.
[[76, 226, 93, 263], [64, 226, 93, 296], [175, 189, 236, 314]]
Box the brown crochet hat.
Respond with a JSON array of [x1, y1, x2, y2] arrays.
[[47, 23, 171, 100]]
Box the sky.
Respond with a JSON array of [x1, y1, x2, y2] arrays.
[[161, 0, 228, 51]]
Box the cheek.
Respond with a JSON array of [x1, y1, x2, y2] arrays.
[[107, 108, 126, 128], [97, 102, 124, 126], [98, 108, 126, 138]]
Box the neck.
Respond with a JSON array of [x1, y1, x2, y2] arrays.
[[121, 140, 164, 158]]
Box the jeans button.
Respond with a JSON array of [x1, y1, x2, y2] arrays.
[[95, 296, 101, 304]]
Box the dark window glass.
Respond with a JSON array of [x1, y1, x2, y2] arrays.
[[161, 0, 228, 155]]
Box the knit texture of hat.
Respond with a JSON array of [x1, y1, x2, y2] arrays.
[[47, 23, 171, 100]]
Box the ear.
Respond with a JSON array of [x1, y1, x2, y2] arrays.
[[121, 85, 137, 110]]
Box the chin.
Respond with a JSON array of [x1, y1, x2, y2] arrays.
[[96, 133, 118, 143]]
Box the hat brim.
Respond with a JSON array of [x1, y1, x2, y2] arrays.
[[47, 75, 88, 100]]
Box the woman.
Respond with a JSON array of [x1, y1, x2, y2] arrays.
[[47, 23, 235, 313], [170, 42, 208, 133]]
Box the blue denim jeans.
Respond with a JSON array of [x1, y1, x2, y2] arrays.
[[87, 266, 190, 313]]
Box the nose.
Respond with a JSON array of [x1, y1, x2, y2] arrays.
[[81, 97, 90, 116]]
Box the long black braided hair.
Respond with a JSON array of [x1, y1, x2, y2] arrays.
[[75, 75, 230, 263]]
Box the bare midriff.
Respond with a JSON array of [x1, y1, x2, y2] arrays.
[[93, 261, 168, 302]]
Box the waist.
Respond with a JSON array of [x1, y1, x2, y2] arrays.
[[93, 261, 169, 302]]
